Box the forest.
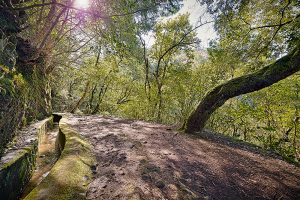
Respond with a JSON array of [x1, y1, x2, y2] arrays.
[[0, 0, 300, 199]]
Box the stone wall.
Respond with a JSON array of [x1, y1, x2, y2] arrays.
[[0, 118, 52, 200], [0, 6, 50, 159], [24, 115, 95, 200]]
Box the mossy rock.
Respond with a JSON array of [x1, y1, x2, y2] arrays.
[[0, 117, 53, 200], [24, 116, 96, 200], [0, 143, 38, 200]]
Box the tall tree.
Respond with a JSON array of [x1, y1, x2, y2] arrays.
[[185, 0, 300, 133], [148, 14, 197, 122]]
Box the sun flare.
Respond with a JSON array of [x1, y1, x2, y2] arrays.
[[74, 0, 90, 9]]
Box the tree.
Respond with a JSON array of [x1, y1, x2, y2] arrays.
[[185, 0, 300, 133], [148, 14, 197, 122], [186, 46, 300, 133], [0, 0, 184, 158]]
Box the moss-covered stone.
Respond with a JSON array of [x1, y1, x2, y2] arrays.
[[24, 116, 96, 200], [0, 118, 51, 200], [0, 6, 51, 159]]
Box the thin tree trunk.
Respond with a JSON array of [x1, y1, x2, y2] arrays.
[[91, 84, 108, 114], [70, 81, 90, 113], [38, 7, 67, 50], [185, 45, 300, 134], [157, 84, 163, 122], [87, 84, 97, 113]]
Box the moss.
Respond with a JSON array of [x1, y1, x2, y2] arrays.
[[47, 116, 54, 130], [24, 116, 96, 200], [0, 141, 38, 200], [0, 145, 34, 170], [0, 117, 53, 200]]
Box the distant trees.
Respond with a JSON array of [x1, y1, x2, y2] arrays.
[[143, 14, 198, 122], [58, 14, 202, 124]]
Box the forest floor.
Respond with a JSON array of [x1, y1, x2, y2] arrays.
[[67, 115, 300, 200]]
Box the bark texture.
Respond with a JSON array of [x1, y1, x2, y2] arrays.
[[185, 45, 300, 134]]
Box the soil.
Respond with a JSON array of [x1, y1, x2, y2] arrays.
[[67, 115, 300, 200]]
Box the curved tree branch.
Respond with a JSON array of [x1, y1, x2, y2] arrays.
[[185, 45, 300, 134]]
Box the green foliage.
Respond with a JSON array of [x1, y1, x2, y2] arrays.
[[208, 74, 300, 164], [196, 0, 300, 164], [3, 0, 297, 165], [0, 76, 15, 96], [202, 0, 299, 71], [0, 65, 27, 96], [52, 13, 205, 126], [0, 33, 17, 69]]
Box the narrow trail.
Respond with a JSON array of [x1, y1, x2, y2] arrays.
[[67, 115, 300, 200]]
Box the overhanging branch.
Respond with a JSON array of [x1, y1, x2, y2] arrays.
[[185, 45, 300, 134]]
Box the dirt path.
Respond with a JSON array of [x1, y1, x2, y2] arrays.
[[67, 115, 300, 200]]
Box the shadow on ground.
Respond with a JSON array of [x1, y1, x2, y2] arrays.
[[68, 115, 300, 200]]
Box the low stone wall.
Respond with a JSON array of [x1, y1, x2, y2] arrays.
[[24, 115, 96, 200], [0, 118, 52, 200]]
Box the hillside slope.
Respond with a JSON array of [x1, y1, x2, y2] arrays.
[[67, 115, 300, 200]]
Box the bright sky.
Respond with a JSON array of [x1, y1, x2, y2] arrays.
[[74, 0, 90, 9], [178, 0, 217, 48], [145, 0, 217, 49]]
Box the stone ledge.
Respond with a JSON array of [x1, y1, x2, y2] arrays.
[[24, 115, 96, 200], [0, 118, 52, 200]]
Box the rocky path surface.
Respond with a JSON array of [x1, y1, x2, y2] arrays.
[[67, 115, 300, 200]]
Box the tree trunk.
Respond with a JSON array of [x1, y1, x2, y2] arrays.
[[87, 84, 97, 113], [70, 81, 90, 113], [185, 45, 300, 134], [157, 84, 163, 123], [92, 83, 108, 114]]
